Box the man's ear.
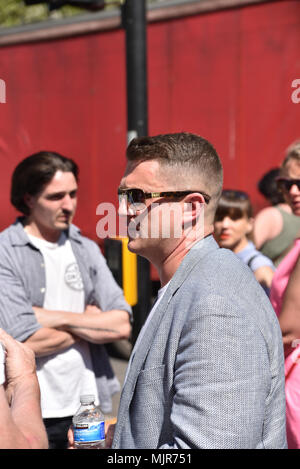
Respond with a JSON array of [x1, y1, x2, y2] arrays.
[[23, 193, 34, 210], [182, 194, 205, 227]]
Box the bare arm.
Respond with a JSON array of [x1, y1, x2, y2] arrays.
[[33, 305, 131, 345], [277, 255, 300, 354], [254, 265, 274, 289], [253, 207, 283, 249], [24, 327, 79, 357], [0, 328, 48, 449]]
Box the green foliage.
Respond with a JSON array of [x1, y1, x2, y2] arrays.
[[0, 0, 166, 27], [0, 0, 126, 27]]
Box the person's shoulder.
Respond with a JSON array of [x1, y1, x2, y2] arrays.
[[187, 245, 275, 317], [252, 250, 274, 270], [0, 220, 19, 243], [188, 243, 250, 290], [255, 205, 282, 222], [0, 222, 23, 264], [70, 225, 103, 255]]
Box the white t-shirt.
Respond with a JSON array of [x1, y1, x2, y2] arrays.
[[28, 232, 99, 418]]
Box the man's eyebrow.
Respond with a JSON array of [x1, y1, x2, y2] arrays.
[[45, 189, 77, 197]]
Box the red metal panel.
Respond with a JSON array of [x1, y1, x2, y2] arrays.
[[0, 29, 127, 240], [147, 1, 300, 212]]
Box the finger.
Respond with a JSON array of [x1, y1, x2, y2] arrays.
[[0, 329, 18, 351], [67, 426, 75, 449], [105, 423, 116, 449]]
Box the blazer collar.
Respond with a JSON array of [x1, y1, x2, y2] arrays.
[[114, 234, 219, 444], [166, 234, 219, 295]]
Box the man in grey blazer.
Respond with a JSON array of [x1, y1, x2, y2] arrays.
[[112, 132, 287, 449]]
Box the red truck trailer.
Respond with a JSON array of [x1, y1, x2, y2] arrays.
[[0, 0, 299, 343]]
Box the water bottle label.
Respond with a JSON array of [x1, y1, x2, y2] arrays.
[[74, 421, 105, 443]]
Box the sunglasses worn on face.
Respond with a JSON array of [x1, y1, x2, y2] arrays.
[[277, 178, 300, 192], [118, 188, 211, 206]]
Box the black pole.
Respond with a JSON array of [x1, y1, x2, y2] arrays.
[[122, 0, 151, 345], [123, 0, 148, 139]]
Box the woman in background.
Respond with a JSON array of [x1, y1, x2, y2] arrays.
[[214, 190, 275, 294], [254, 166, 300, 267], [270, 142, 300, 449]]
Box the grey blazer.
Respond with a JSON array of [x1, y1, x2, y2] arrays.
[[112, 235, 287, 449]]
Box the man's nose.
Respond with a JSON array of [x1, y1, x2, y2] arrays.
[[62, 194, 75, 211], [290, 183, 300, 195], [118, 196, 135, 217]]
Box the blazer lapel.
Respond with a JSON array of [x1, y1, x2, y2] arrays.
[[113, 235, 219, 446]]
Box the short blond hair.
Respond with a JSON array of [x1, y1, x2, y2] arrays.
[[281, 139, 300, 169]]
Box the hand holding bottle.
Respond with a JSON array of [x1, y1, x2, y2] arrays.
[[69, 395, 117, 449]]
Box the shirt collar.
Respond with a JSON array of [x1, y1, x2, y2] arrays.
[[9, 217, 82, 246]]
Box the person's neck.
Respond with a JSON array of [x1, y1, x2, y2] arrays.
[[232, 237, 249, 254], [155, 226, 213, 287], [24, 221, 62, 243]]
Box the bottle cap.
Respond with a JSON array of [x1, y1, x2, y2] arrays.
[[80, 394, 95, 405]]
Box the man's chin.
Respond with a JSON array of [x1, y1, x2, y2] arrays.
[[55, 220, 71, 230], [127, 234, 148, 255], [127, 238, 139, 253]]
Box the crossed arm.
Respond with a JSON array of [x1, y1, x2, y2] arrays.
[[0, 243, 131, 358], [26, 306, 131, 357]]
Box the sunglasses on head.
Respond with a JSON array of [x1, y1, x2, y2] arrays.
[[276, 178, 300, 192], [222, 190, 249, 200], [118, 188, 211, 206]]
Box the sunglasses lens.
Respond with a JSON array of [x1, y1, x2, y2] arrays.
[[118, 189, 146, 208], [126, 189, 144, 205], [278, 179, 300, 191], [285, 181, 293, 191], [292, 180, 300, 190], [133, 189, 145, 204]]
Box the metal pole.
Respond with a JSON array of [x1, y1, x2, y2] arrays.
[[122, 0, 151, 345], [123, 0, 148, 141]]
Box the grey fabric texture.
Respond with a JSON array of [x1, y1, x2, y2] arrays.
[[112, 235, 287, 449]]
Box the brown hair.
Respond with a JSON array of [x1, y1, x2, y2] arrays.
[[126, 132, 223, 217], [215, 190, 253, 222], [11, 151, 79, 216]]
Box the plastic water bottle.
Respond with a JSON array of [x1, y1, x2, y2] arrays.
[[73, 395, 105, 449]]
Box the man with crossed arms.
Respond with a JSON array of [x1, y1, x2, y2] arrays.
[[0, 151, 131, 449]]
